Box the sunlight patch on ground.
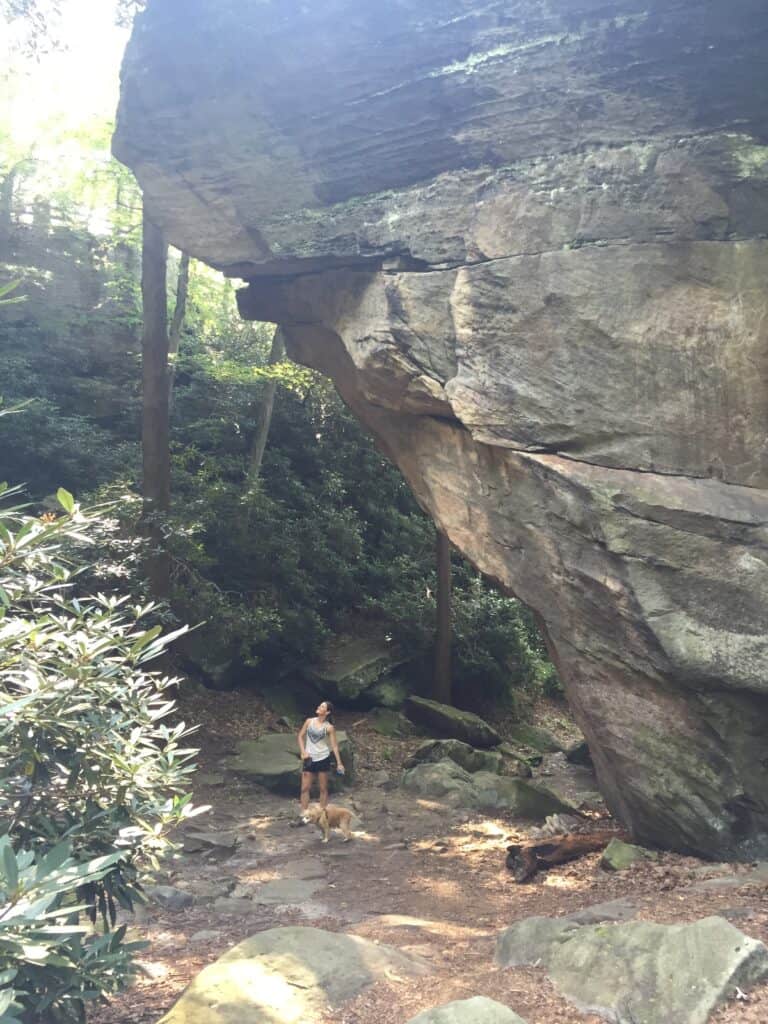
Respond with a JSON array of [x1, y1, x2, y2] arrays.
[[455, 818, 509, 839], [136, 959, 171, 980], [149, 929, 190, 948], [415, 799, 449, 812], [413, 877, 462, 900], [542, 872, 591, 891]]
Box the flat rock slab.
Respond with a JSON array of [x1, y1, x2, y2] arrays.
[[253, 878, 325, 904], [279, 857, 327, 879], [404, 697, 500, 748], [692, 862, 768, 892], [565, 899, 638, 926], [497, 915, 768, 1024], [407, 996, 527, 1023], [157, 925, 432, 1024], [229, 731, 354, 794], [183, 830, 239, 854]]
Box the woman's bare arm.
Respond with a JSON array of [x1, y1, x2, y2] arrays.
[[297, 719, 309, 759], [328, 724, 344, 770]]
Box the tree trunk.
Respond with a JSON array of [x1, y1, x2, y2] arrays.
[[432, 528, 452, 704], [140, 197, 171, 599], [167, 251, 190, 403], [0, 167, 18, 233], [245, 327, 286, 487]]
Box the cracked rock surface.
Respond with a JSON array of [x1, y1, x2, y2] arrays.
[[114, 0, 768, 858]]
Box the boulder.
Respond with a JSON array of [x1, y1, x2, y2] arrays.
[[369, 706, 417, 738], [229, 731, 354, 794], [306, 631, 407, 706], [406, 997, 527, 1023], [401, 760, 478, 808], [497, 742, 537, 775], [600, 839, 657, 872], [471, 773, 576, 818], [401, 760, 574, 819], [504, 724, 564, 755], [367, 677, 409, 709], [257, 683, 305, 727], [496, 917, 578, 969], [115, 0, 768, 859], [157, 926, 431, 1024], [498, 915, 768, 1024], [403, 698, 500, 748], [404, 739, 502, 774]]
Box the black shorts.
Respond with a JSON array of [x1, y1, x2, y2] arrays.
[[303, 756, 332, 774]]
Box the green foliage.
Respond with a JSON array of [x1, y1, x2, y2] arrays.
[[0, 280, 24, 305], [0, 485, 203, 1022], [0, 838, 142, 1024]]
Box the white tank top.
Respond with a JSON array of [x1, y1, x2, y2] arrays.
[[305, 718, 330, 761]]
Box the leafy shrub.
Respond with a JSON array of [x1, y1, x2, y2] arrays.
[[0, 485, 202, 1023], [0, 839, 142, 1024]]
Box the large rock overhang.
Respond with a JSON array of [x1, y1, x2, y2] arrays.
[[114, 0, 768, 859]]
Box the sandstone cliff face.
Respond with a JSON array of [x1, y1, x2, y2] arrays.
[[114, 0, 768, 858]]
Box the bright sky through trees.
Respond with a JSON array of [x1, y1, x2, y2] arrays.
[[2, 1, 128, 232]]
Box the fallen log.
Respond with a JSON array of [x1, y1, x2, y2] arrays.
[[506, 829, 629, 883]]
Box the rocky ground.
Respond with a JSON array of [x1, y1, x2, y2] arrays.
[[89, 689, 768, 1024]]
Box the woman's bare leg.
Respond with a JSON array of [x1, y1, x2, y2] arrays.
[[318, 772, 329, 809], [300, 771, 312, 813]]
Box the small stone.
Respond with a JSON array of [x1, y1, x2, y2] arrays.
[[189, 929, 223, 943], [252, 878, 325, 904], [600, 838, 657, 871], [183, 830, 239, 854], [565, 898, 638, 925], [149, 885, 194, 911]]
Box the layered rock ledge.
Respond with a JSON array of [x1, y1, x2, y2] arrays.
[[114, 0, 768, 858]]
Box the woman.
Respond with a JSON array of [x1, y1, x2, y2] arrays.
[[294, 700, 345, 823]]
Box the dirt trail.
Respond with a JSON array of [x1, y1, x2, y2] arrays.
[[90, 695, 768, 1024]]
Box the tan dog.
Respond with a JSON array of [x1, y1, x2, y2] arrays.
[[304, 803, 353, 843]]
